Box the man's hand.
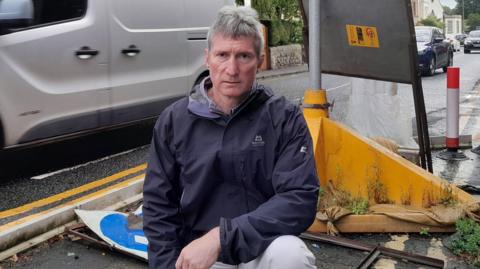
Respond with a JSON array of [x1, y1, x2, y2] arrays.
[[175, 227, 221, 269]]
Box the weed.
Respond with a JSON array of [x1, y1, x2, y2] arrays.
[[317, 181, 370, 215], [419, 227, 430, 236], [348, 197, 369, 215], [422, 188, 436, 208], [448, 218, 480, 265], [367, 178, 390, 204], [366, 166, 392, 204], [439, 183, 458, 206], [422, 183, 458, 208], [401, 186, 412, 206]]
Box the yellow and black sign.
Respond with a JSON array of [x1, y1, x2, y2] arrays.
[[346, 24, 380, 48]]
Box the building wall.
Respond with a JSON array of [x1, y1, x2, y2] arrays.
[[444, 15, 463, 34], [428, 0, 444, 20], [411, 0, 444, 23], [411, 0, 420, 24]]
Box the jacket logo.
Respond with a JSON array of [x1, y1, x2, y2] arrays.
[[300, 146, 308, 153], [252, 135, 265, 146]]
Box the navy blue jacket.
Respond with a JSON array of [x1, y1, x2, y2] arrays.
[[143, 81, 319, 268]]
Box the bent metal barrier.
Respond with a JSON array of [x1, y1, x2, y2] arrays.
[[302, 0, 478, 234], [303, 0, 432, 171], [303, 107, 477, 233]]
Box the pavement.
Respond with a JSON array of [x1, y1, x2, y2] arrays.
[[1, 64, 480, 268], [256, 64, 308, 79]]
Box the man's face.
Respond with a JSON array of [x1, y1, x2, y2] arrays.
[[205, 34, 263, 100]]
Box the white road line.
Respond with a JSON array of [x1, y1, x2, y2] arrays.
[[31, 147, 143, 180], [327, 82, 351, 92]]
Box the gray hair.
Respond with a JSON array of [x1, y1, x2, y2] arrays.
[[207, 6, 264, 58]]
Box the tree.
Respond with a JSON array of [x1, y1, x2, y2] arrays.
[[250, 0, 304, 46], [443, 5, 456, 15], [466, 13, 480, 30], [454, 0, 480, 20], [417, 15, 445, 28], [297, 0, 308, 63]]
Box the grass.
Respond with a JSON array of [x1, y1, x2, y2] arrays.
[[448, 218, 480, 266]]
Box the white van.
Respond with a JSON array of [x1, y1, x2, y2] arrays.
[[0, 0, 233, 149]]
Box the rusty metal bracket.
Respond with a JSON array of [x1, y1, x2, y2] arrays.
[[301, 232, 444, 268], [302, 102, 332, 110], [65, 223, 147, 262], [356, 247, 381, 269]]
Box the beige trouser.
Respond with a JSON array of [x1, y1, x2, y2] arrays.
[[211, 235, 316, 269]]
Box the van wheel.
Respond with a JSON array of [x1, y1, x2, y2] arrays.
[[443, 53, 453, 73], [464, 49, 470, 54]]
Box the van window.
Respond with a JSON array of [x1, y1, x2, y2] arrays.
[[0, 0, 87, 35]]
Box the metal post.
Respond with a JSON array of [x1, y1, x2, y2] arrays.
[[462, 0, 465, 33], [309, 0, 321, 90]]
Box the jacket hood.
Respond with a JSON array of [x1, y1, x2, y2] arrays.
[[188, 77, 274, 119]]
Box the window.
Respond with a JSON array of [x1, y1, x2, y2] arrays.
[[447, 20, 453, 34], [0, 0, 87, 35]]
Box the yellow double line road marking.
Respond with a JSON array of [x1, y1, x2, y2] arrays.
[[0, 164, 147, 220], [0, 173, 145, 232]]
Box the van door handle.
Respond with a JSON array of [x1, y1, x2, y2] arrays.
[[75, 46, 99, 60], [121, 45, 141, 57]]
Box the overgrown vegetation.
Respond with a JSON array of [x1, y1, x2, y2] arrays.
[[235, 0, 304, 46], [417, 15, 445, 29], [422, 183, 458, 208], [317, 181, 370, 215], [439, 184, 458, 206], [367, 167, 391, 204], [466, 13, 480, 32], [348, 197, 369, 215], [453, 0, 480, 26], [442, 0, 480, 32], [317, 167, 370, 215], [448, 218, 480, 266], [400, 186, 412, 206]]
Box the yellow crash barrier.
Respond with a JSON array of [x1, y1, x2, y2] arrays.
[[303, 89, 477, 234]]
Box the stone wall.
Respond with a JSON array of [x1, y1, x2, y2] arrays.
[[269, 44, 303, 70]]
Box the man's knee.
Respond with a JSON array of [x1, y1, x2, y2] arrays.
[[262, 235, 315, 268]]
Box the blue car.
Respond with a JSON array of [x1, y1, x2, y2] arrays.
[[415, 26, 453, 76]]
